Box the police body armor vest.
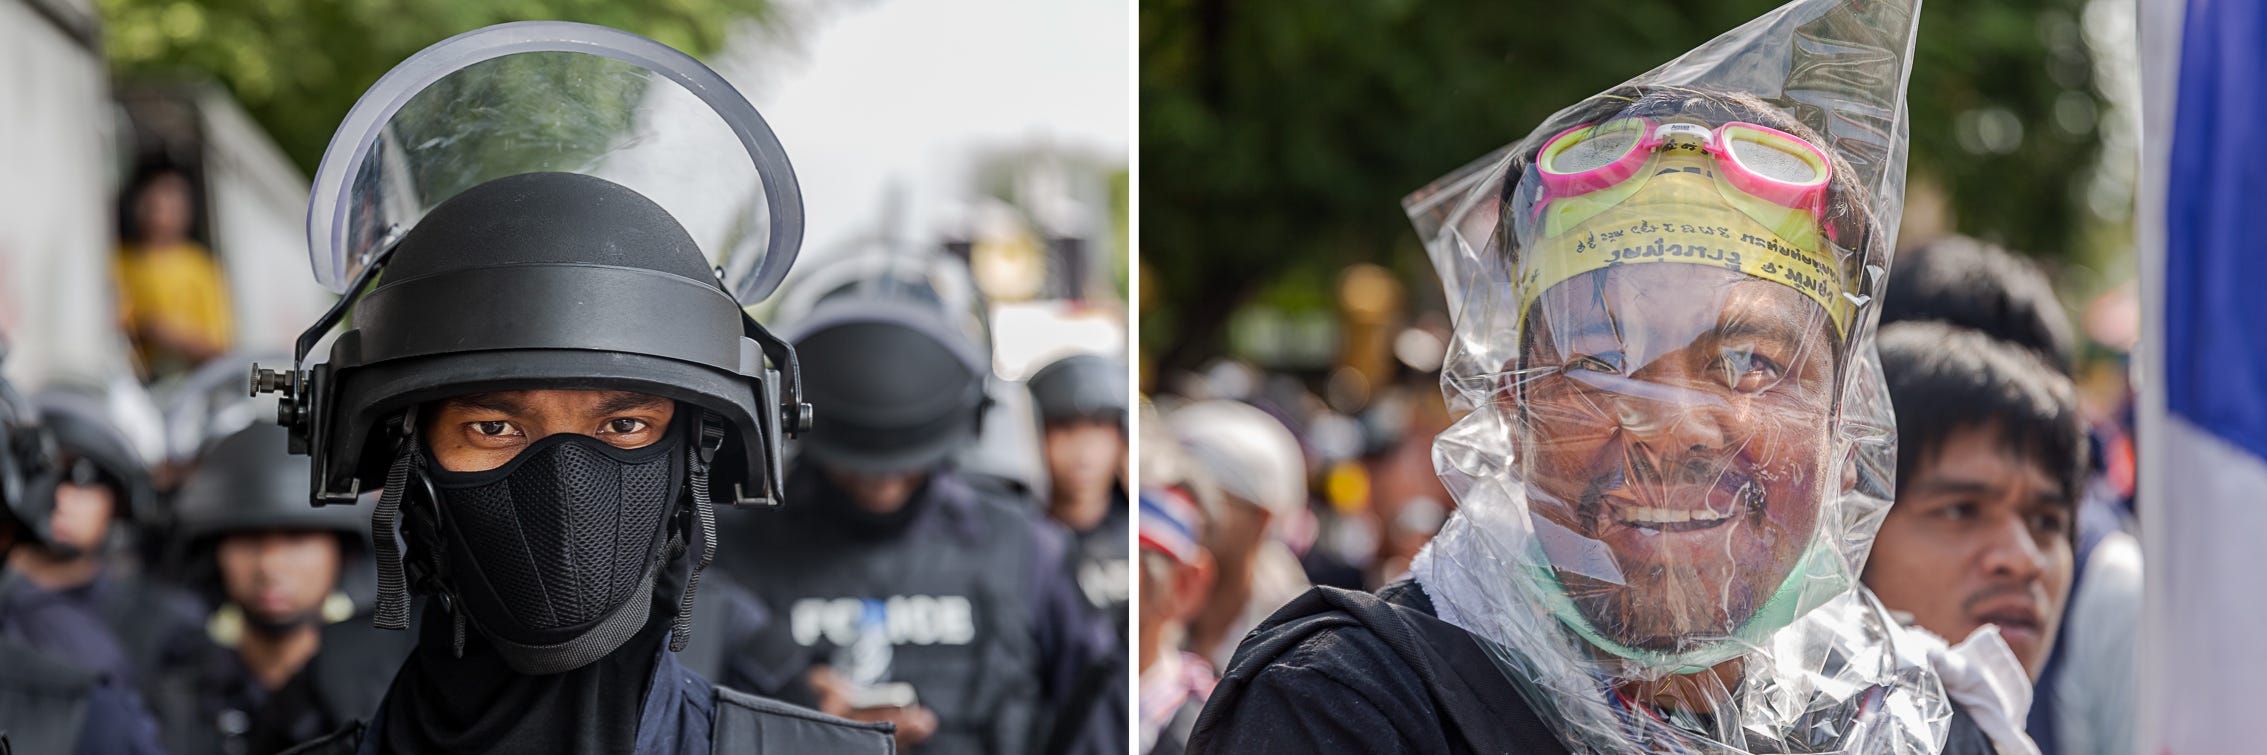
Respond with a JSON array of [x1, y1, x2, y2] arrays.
[[720, 470, 1046, 755], [1075, 497, 1130, 636], [0, 638, 95, 755]]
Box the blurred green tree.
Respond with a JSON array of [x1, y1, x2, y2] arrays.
[[1141, 0, 2106, 375], [97, 0, 783, 172]]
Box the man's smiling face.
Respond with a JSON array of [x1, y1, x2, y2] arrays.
[[1511, 263, 1839, 650]]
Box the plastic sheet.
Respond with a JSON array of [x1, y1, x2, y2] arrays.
[[1401, 0, 1951, 750]]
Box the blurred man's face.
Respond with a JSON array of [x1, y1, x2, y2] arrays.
[[822, 466, 927, 515], [1514, 264, 1838, 650], [218, 530, 342, 628], [1043, 418, 1126, 531], [1187, 497, 1269, 658], [423, 389, 677, 473], [1865, 426, 2073, 677], [49, 480, 116, 552]]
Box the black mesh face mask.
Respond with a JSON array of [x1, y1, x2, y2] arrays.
[[421, 429, 685, 674]]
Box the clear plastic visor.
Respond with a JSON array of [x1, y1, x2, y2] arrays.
[[306, 21, 802, 304]]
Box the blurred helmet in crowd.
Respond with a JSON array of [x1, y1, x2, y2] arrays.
[[32, 385, 162, 529], [171, 424, 371, 593], [1166, 400, 1306, 521], [781, 246, 993, 475], [1027, 353, 1129, 428]]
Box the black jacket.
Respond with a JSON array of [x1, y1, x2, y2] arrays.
[[1188, 581, 1997, 754]]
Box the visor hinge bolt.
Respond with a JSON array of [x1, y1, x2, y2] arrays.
[[786, 402, 813, 437], [250, 366, 292, 397]]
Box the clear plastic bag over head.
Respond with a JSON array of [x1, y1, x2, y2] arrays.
[[307, 21, 802, 304], [1401, 0, 1949, 751]]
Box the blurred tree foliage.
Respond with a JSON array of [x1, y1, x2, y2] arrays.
[[1141, 0, 2106, 374], [97, 0, 781, 172]]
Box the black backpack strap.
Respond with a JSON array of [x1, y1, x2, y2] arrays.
[[710, 685, 897, 754]]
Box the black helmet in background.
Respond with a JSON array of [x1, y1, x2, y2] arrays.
[[777, 246, 991, 476], [1026, 353, 1128, 428], [171, 423, 372, 607], [788, 299, 990, 476], [26, 387, 162, 550], [174, 424, 363, 541]]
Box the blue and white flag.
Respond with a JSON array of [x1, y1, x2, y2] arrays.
[[2139, 0, 2267, 751]]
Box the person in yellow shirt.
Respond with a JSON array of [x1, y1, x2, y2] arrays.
[[113, 165, 232, 379]]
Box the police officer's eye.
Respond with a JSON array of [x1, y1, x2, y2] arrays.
[[1933, 502, 1976, 521], [604, 418, 649, 435], [1715, 346, 1783, 391], [470, 421, 517, 437]]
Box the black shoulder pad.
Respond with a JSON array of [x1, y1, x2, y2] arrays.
[[710, 685, 897, 754]]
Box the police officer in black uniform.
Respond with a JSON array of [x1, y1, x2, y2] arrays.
[[0, 387, 205, 692], [151, 422, 414, 754], [714, 256, 1124, 755], [258, 21, 895, 755], [0, 356, 167, 755], [1025, 354, 1130, 635], [263, 174, 896, 754]]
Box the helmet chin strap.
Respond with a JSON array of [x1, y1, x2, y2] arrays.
[[371, 409, 470, 656], [669, 412, 725, 652], [369, 411, 421, 634]]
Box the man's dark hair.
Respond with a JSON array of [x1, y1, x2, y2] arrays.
[[1878, 321, 2088, 510], [1881, 236, 2075, 374]]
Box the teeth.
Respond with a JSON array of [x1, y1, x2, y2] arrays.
[[1620, 506, 1732, 525]]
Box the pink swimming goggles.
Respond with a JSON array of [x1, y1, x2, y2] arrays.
[[1526, 118, 1837, 243]]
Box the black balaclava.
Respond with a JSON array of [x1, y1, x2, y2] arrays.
[[378, 418, 706, 755], [420, 428, 686, 674]]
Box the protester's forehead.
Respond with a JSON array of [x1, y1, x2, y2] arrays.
[[1529, 265, 1834, 350], [1912, 421, 2074, 500]]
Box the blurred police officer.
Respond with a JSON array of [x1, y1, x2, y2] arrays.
[[0, 357, 167, 754], [1027, 353, 1131, 633], [715, 257, 1123, 755], [1, 386, 204, 689], [151, 422, 414, 754]]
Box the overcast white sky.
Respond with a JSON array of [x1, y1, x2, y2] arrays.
[[725, 0, 1130, 257]]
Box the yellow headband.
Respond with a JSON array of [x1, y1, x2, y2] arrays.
[[1517, 156, 1855, 336]]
